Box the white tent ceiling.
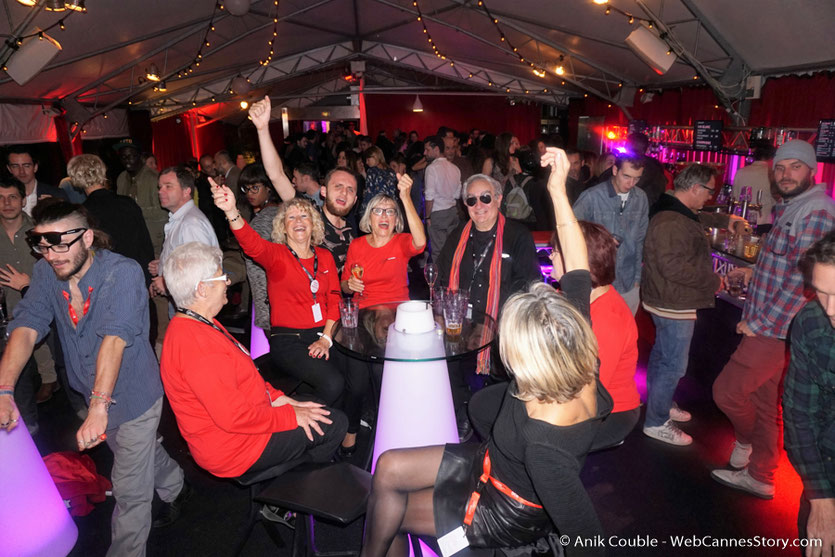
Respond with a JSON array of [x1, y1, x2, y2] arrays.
[[1, 0, 833, 126]]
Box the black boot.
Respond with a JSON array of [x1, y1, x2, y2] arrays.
[[153, 481, 193, 528]]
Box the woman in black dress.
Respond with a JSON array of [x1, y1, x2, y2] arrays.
[[360, 148, 611, 557]]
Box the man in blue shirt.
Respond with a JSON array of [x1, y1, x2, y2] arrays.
[[0, 201, 188, 557], [573, 154, 649, 314]]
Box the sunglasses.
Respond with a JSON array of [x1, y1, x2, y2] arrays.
[[26, 228, 88, 254], [464, 193, 493, 207]]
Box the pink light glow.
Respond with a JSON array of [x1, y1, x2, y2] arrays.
[[249, 303, 270, 359], [616, 146, 628, 154], [0, 417, 78, 557]]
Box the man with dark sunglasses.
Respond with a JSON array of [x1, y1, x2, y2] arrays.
[[0, 201, 188, 556], [437, 173, 540, 439]]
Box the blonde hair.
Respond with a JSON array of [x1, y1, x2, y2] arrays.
[[67, 154, 107, 191], [359, 194, 404, 234], [271, 197, 325, 246], [499, 282, 598, 403]]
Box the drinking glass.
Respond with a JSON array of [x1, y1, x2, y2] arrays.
[[443, 290, 466, 339], [351, 263, 364, 300], [423, 263, 438, 303], [339, 298, 359, 328], [726, 271, 745, 298]]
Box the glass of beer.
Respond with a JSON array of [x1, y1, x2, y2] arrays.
[[743, 236, 761, 260], [443, 290, 466, 339]]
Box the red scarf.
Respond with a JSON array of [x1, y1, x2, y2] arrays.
[[449, 214, 505, 374]]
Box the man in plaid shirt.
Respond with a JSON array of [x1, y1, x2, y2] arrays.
[[783, 231, 835, 556], [712, 140, 835, 498]]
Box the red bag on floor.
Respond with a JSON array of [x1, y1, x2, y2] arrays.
[[43, 451, 112, 516]]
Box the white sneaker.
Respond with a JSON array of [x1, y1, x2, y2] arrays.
[[710, 468, 774, 499], [643, 420, 693, 446], [669, 405, 692, 423], [729, 441, 752, 469]]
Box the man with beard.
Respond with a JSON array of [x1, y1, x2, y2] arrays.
[[711, 140, 835, 499], [115, 138, 167, 256], [249, 97, 359, 274], [0, 202, 188, 556]]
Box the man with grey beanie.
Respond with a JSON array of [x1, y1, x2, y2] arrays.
[[712, 140, 835, 499]]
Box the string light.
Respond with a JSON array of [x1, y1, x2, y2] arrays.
[[411, 0, 456, 65], [476, 0, 548, 78], [260, 0, 280, 67], [1, 14, 76, 72]]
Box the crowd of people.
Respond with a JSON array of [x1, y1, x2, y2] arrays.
[[0, 94, 833, 557]]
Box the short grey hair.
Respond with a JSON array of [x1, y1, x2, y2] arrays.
[[359, 194, 404, 234], [162, 242, 223, 309], [673, 163, 716, 193], [464, 173, 502, 197], [67, 154, 107, 191]]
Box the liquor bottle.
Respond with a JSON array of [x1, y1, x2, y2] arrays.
[[740, 186, 750, 221]]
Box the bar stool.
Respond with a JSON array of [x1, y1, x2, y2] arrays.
[[232, 455, 312, 555], [256, 462, 372, 557]]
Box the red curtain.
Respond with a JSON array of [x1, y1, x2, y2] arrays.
[[365, 94, 541, 143], [151, 113, 195, 169], [749, 73, 835, 128], [194, 120, 228, 160]]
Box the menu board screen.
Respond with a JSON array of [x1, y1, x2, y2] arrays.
[[814, 120, 835, 162], [694, 120, 723, 151]]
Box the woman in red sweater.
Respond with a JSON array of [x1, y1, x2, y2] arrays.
[[160, 242, 346, 479], [341, 173, 426, 307], [213, 181, 346, 406], [551, 221, 641, 447]]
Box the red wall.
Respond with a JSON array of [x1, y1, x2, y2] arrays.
[[365, 94, 541, 143]]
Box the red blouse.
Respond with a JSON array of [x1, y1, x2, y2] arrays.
[[590, 287, 640, 413], [234, 221, 340, 328], [341, 233, 424, 309], [160, 317, 297, 478]]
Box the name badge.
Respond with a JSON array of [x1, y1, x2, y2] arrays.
[[312, 303, 323, 322], [310, 279, 320, 294], [437, 526, 469, 557]]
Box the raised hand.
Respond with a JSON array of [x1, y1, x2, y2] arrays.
[[396, 172, 413, 198], [540, 147, 570, 197], [210, 177, 237, 214], [248, 96, 271, 131]]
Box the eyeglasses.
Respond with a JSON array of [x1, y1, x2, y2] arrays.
[[27, 228, 87, 254], [240, 184, 263, 194], [371, 207, 397, 216], [464, 193, 493, 207], [195, 273, 229, 291], [699, 184, 716, 194]]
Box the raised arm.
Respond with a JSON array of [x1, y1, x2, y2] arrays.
[[249, 96, 295, 202], [397, 173, 426, 250], [542, 147, 588, 273]]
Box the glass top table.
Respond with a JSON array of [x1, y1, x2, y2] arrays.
[[331, 301, 497, 362]]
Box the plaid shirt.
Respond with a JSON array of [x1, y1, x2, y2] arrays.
[[783, 301, 835, 499], [742, 185, 835, 339]]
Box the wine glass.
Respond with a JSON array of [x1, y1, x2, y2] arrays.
[[424, 263, 437, 304], [351, 263, 364, 300]]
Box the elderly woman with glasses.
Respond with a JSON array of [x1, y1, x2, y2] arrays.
[[213, 181, 346, 406], [160, 242, 346, 480], [341, 173, 425, 310]]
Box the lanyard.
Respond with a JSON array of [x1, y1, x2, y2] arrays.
[[469, 229, 496, 284], [62, 286, 93, 326], [177, 308, 250, 357], [287, 245, 319, 302]]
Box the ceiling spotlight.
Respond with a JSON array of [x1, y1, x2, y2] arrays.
[[65, 0, 86, 11], [44, 0, 66, 10], [15, 0, 37, 5], [158, 81, 167, 92], [412, 95, 423, 113], [145, 64, 161, 82], [593, 0, 608, 4], [240, 100, 249, 109], [555, 65, 565, 75]]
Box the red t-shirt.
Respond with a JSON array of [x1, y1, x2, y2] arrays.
[[341, 233, 424, 309], [234, 222, 341, 328], [160, 317, 297, 478], [590, 287, 640, 413]]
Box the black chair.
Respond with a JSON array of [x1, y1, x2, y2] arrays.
[[256, 462, 372, 557], [233, 455, 312, 555]]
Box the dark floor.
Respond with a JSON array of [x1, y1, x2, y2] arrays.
[[28, 271, 806, 557]]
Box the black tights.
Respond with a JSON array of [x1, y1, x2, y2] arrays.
[[361, 445, 446, 557]]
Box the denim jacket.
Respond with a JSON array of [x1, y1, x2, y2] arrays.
[[573, 180, 649, 293]]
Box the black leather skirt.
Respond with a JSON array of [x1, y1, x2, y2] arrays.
[[433, 443, 554, 550]]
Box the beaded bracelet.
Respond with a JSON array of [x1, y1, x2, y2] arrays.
[[90, 391, 116, 411], [227, 213, 242, 223]]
